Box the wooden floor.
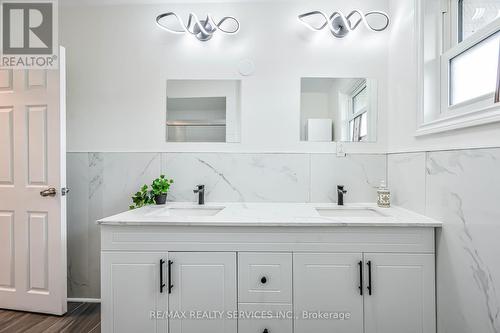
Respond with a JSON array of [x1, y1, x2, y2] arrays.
[[0, 303, 100, 333]]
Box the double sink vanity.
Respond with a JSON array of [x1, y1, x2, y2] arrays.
[[98, 202, 441, 333]]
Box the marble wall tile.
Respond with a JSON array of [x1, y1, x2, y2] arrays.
[[86, 152, 105, 299], [66, 152, 161, 298], [310, 154, 387, 203], [387, 152, 426, 214], [426, 149, 500, 333], [100, 153, 162, 214], [66, 153, 91, 298], [161, 153, 310, 202]]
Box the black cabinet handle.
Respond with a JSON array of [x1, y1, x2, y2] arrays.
[[160, 259, 166, 293], [261, 276, 267, 284], [358, 260, 363, 296], [168, 260, 173, 294], [367, 260, 372, 295]]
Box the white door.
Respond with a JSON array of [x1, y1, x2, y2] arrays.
[[169, 252, 237, 333], [0, 47, 66, 315], [101, 252, 169, 333], [293, 253, 363, 333], [363, 253, 436, 333]]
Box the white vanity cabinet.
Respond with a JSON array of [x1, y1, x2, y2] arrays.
[[294, 252, 435, 333], [168, 252, 237, 333], [294, 253, 364, 333], [100, 221, 438, 333], [101, 252, 169, 333], [101, 251, 237, 333], [363, 253, 436, 333]]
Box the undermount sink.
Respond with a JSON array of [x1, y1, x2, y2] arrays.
[[169, 207, 224, 216], [315, 207, 386, 217], [149, 206, 225, 217]]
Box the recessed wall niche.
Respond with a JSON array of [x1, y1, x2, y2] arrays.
[[166, 79, 241, 143]]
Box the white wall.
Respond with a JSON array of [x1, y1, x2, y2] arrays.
[[61, 0, 389, 153]]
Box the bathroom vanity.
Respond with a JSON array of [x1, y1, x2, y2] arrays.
[[98, 203, 441, 333]]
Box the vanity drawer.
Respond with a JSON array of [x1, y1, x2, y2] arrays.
[[238, 253, 292, 303], [238, 303, 292, 333]]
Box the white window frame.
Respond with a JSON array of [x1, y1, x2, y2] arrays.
[[416, 1, 500, 136], [346, 81, 368, 142], [441, 20, 500, 115]]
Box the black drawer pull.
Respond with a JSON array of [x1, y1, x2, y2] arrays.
[[367, 260, 372, 295], [168, 260, 174, 294], [160, 259, 166, 293], [260, 276, 267, 284], [358, 260, 363, 296]]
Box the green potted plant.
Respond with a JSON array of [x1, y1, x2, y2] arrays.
[[129, 184, 154, 209], [151, 174, 174, 205]]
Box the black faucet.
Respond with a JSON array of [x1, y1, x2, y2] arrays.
[[337, 185, 347, 206], [193, 185, 205, 205]]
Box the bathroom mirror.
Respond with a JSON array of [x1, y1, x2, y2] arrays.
[[300, 78, 378, 142], [166, 79, 241, 143]]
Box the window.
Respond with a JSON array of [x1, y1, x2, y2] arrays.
[[454, 0, 500, 108], [459, 0, 500, 41], [442, 9, 500, 112], [450, 30, 500, 105], [353, 86, 367, 114], [348, 84, 368, 142], [418, 0, 500, 135]]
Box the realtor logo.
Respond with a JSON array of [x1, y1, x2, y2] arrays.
[[0, 0, 58, 68]]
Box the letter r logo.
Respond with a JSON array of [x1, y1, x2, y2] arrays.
[[2, 2, 53, 54]]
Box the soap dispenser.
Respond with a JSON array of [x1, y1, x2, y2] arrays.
[[377, 180, 390, 208]]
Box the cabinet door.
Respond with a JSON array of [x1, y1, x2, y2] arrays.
[[168, 252, 237, 333], [293, 253, 363, 333], [101, 252, 168, 333], [363, 253, 435, 333], [238, 303, 292, 333]]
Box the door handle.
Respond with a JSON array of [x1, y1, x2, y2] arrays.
[[40, 187, 57, 197], [160, 259, 166, 293], [367, 260, 372, 295], [168, 260, 173, 294], [358, 260, 363, 296]]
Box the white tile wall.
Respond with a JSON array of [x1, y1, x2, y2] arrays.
[[390, 148, 500, 333], [161, 153, 310, 202], [310, 154, 387, 203], [387, 152, 426, 214], [67, 152, 161, 298]]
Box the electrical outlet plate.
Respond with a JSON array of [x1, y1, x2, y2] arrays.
[[336, 143, 347, 157]]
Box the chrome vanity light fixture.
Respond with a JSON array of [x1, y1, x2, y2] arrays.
[[155, 12, 240, 41], [297, 10, 390, 38]]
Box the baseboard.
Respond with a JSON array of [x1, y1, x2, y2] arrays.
[[67, 298, 101, 303]]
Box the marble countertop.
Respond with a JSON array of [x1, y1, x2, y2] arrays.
[[97, 202, 442, 227]]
